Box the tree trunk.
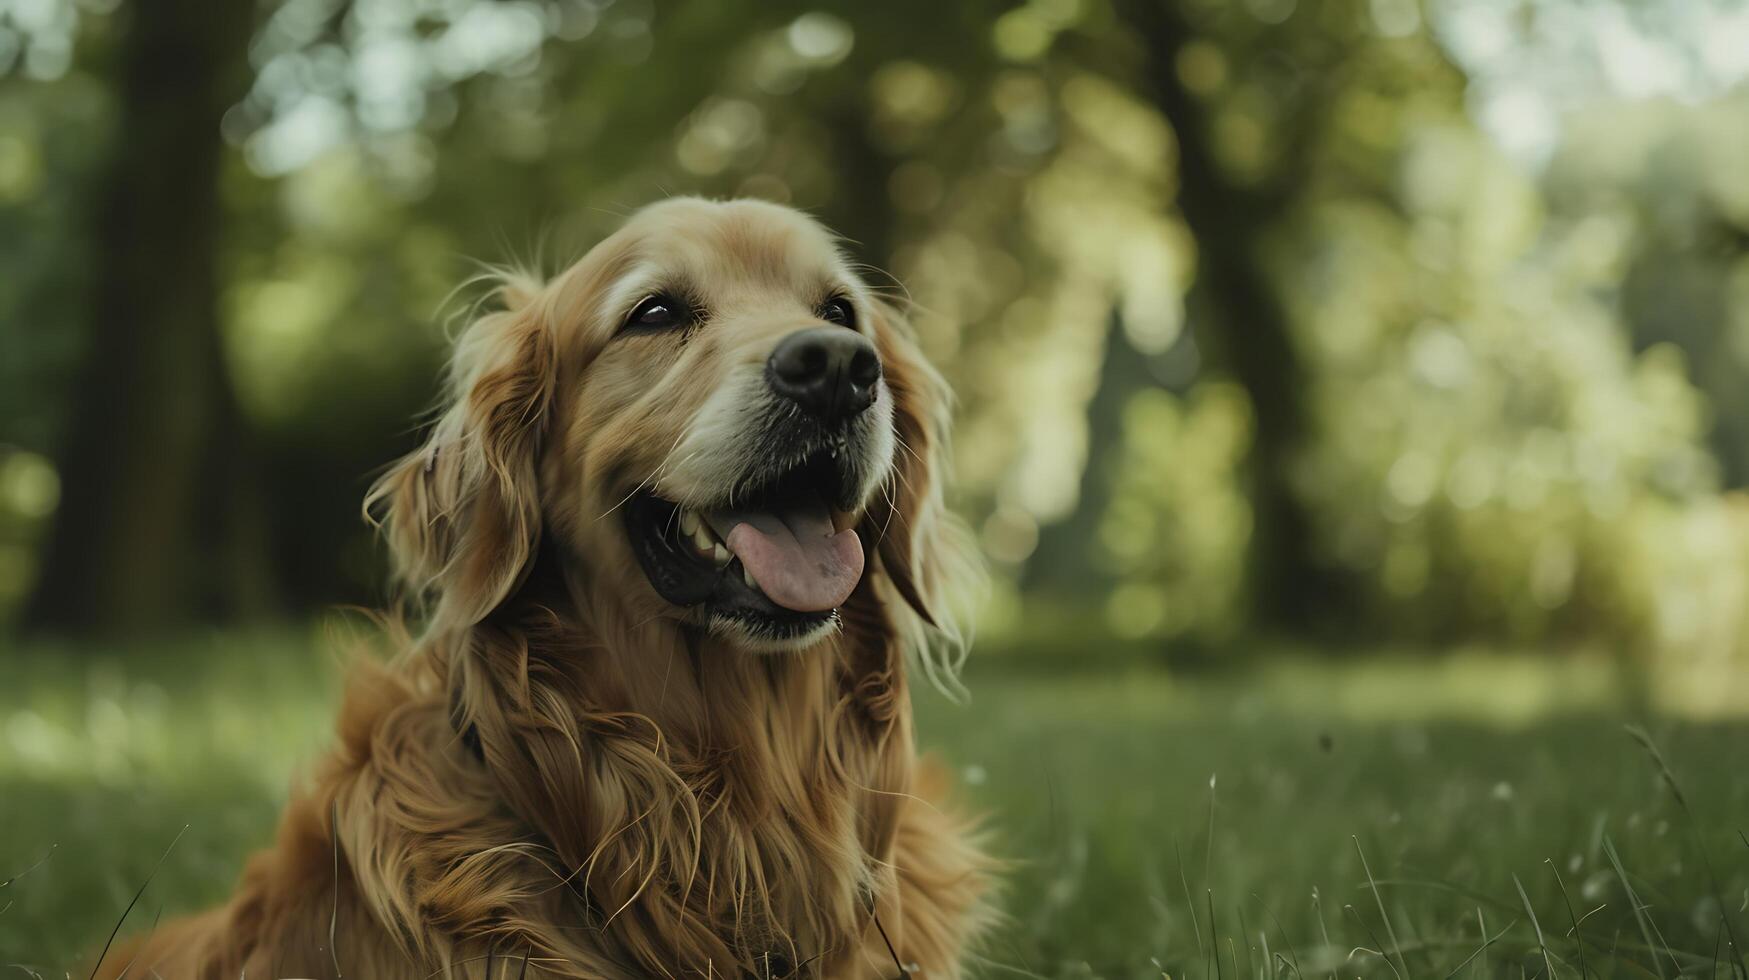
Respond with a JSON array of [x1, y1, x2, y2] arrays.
[[1121, 0, 1346, 631], [1023, 309, 1160, 596], [25, 0, 267, 634], [819, 99, 898, 276]]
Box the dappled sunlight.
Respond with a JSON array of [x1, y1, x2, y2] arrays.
[[0, 631, 340, 791]]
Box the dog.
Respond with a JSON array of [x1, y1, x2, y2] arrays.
[[94, 198, 995, 979]]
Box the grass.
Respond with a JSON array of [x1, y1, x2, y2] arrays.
[[1, 629, 1746, 979]]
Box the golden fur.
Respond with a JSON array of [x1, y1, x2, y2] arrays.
[[94, 199, 995, 979]]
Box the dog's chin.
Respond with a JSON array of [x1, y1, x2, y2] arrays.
[[623, 444, 878, 654], [709, 608, 842, 653]]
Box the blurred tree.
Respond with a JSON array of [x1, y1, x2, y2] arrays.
[[1041, 0, 1391, 632], [24, 0, 270, 633], [1024, 311, 1157, 598], [1552, 93, 1749, 486], [4, 0, 1746, 663], [1121, 0, 1338, 631]]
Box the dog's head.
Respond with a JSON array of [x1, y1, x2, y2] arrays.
[[370, 198, 968, 654]]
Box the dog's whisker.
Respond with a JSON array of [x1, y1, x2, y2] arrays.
[[890, 438, 927, 491], [597, 473, 660, 522], [596, 430, 698, 523]]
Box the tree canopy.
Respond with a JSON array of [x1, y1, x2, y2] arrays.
[[2, 0, 1747, 670]]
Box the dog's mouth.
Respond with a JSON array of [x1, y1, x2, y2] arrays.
[[625, 447, 864, 640]]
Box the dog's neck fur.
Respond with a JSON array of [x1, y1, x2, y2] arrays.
[[401, 548, 915, 977]]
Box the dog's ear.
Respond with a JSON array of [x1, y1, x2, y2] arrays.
[[367, 275, 556, 631], [861, 299, 986, 683]]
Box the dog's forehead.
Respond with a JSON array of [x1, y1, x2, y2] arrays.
[[624, 198, 847, 294]]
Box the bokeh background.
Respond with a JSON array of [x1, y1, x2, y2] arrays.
[[3, 0, 1748, 977]]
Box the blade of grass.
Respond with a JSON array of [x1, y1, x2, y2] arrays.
[[1342, 904, 1404, 980], [1626, 726, 1747, 979], [1375, 874, 1528, 940], [1376, 876, 1519, 910], [1253, 893, 1305, 979], [112, 905, 163, 980], [1604, 834, 1670, 980], [1238, 902, 1257, 979], [1440, 910, 1517, 980], [1547, 859, 1590, 978], [1205, 774, 1217, 887], [872, 909, 906, 980], [1715, 920, 1727, 980], [1624, 726, 1686, 808], [87, 825, 187, 980], [1208, 890, 1223, 980], [1569, 904, 1608, 935], [0, 847, 55, 892], [1514, 873, 1557, 980], [1312, 887, 1337, 980], [1353, 837, 1408, 978], [1644, 915, 1685, 978], [1477, 908, 1488, 980], [1205, 775, 1219, 980], [1177, 840, 1204, 960]]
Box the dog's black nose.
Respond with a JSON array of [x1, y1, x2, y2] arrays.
[[767, 327, 881, 422]]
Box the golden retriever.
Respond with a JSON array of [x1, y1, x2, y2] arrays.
[[94, 198, 994, 979]]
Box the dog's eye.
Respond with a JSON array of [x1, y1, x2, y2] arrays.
[[818, 296, 856, 329], [624, 294, 688, 332]]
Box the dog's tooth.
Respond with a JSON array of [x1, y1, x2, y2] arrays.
[[691, 526, 715, 555], [712, 543, 730, 568], [678, 508, 700, 536], [742, 565, 759, 591]]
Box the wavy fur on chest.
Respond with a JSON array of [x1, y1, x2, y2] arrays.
[[307, 583, 916, 979]]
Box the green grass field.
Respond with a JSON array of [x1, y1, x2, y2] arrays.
[[2, 631, 1746, 979]]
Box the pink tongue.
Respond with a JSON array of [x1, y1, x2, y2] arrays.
[[705, 496, 863, 612]]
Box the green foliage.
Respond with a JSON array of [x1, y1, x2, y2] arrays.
[[1282, 122, 1732, 647], [1095, 383, 1253, 643], [2, 0, 1748, 659]]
